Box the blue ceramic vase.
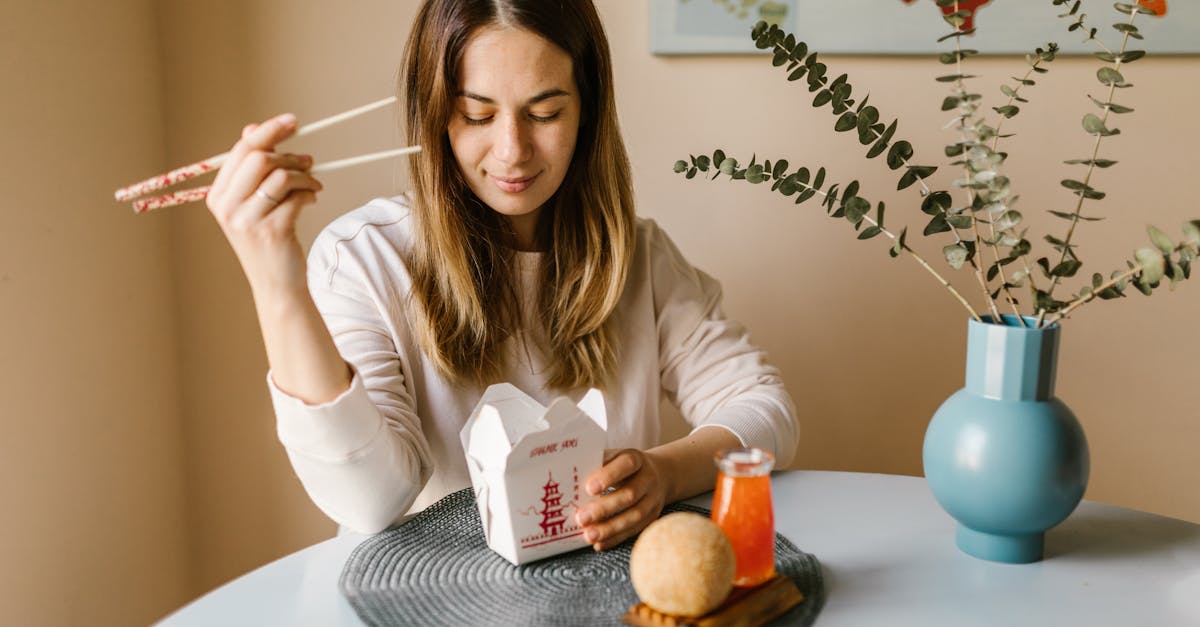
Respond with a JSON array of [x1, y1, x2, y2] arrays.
[[923, 315, 1089, 564]]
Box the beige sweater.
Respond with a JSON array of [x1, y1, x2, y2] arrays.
[[267, 196, 799, 533]]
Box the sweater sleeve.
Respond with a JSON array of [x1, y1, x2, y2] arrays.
[[267, 231, 433, 534], [648, 221, 800, 467]]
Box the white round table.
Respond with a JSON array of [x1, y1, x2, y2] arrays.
[[157, 471, 1200, 626]]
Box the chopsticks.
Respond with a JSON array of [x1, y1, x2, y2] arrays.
[[115, 95, 422, 213], [128, 146, 423, 213]]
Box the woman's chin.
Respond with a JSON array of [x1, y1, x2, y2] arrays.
[[478, 194, 549, 220]]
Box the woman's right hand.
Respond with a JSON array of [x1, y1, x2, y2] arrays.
[[206, 113, 324, 297]]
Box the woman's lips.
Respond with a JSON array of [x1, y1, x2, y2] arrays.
[[490, 173, 538, 193]]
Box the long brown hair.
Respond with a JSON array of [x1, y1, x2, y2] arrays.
[[400, 0, 636, 391]]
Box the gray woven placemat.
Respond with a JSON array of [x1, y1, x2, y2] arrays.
[[340, 488, 825, 626]]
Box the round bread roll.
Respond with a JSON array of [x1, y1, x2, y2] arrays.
[[629, 512, 735, 617]]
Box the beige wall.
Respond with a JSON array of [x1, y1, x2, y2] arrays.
[[0, 1, 191, 625], [3, 1, 1197, 624]]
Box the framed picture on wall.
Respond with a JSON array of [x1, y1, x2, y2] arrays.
[[651, 0, 1197, 56], [650, 0, 801, 55]]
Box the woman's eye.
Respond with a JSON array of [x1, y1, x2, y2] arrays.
[[462, 114, 492, 126], [529, 112, 561, 123]]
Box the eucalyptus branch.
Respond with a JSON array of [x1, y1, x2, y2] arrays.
[[756, 22, 939, 196], [946, 0, 1004, 322], [952, 43, 1061, 326], [984, 45, 1058, 300], [1050, 0, 1116, 55], [1036, 2, 1148, 326], [1044, 266, 1139, 325], [1045, 225, 1200, 325], [673, 151, 983, 321]]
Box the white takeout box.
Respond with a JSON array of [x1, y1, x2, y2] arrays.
[[460, 383, 607, 565]]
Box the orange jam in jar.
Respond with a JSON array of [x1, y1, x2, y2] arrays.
[[711, 448, 776, 587]]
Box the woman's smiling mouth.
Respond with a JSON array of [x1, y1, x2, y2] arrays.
[[490, 172, 539, 193]]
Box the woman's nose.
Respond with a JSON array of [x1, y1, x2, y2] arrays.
[[493, 115, 532, 166]]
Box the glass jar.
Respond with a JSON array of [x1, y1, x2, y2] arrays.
[[711, 448, 775, 587]]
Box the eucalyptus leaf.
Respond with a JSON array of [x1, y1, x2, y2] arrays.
[[866, 121, 898, 159], [890, 227, 907, 258], [947, 215, 974, 229], [844, 197, 871, 224], [1135, 247, 1166, 284], [835, 112, 858, 132], [1063, 158, 1118, 168], [858, 226, 883, 240], [995, 210, 1023, 231], [1147, 225, 1174, 254], [1050, 260, 1083, 278], [1088, 96, 1134, 114], [823, 184, 840, 211], [943, 244, 969, 270], [1184, 221, 1200, 246], [924, 214, 951, 236], [843, 180, 861, 200], [887, 141, 914, 170], [1037, 257, 1052, 277], [1081, 113, 1113, 135], [857, 106, 880, 130], [1097, 67, 1129, 87], [1049, 210, 1104, 222], [922, 191, 953, 216]]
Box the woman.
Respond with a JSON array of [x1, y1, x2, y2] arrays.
[[205, 0, 798, 551]]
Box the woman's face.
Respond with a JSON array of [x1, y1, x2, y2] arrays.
[[447, 26, 581, 245]]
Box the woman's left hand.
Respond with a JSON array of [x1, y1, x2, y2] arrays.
[[574, 448, 671, 551]]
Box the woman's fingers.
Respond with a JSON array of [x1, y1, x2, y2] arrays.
[[211, 114, 294, 199], [584, 494, 660, 551], [224, 168, 323, 229], [265, 190, 317, 232], [585, 449, 643, 495], [574, 449, 669, 551], [576, 470, 648, 526], [258, 167, 323, 206], [217, 151, 314, 212]]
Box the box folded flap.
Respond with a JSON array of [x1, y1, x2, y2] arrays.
[[576, 388, 607, 431]]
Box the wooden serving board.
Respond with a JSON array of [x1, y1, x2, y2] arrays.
[[621, 575, 805, 627]]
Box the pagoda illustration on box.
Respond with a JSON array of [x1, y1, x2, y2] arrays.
[[520, 466, 584, 549]]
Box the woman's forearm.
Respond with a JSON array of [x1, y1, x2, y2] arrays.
[[252, 285, 352, 404], [648, 425, 741, 503]]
